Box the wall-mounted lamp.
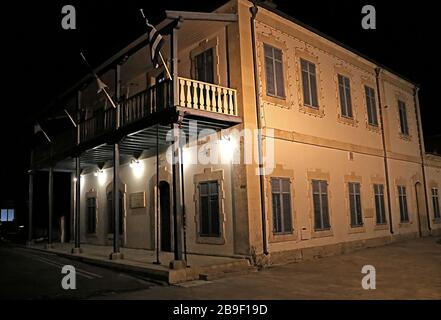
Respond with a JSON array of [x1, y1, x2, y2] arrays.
[[130, 158, 144, 178]]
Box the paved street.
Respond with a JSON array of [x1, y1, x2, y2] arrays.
[[0, 244, 157, 299], [103, 237, 441, 300], [1, 237, 440, 299]]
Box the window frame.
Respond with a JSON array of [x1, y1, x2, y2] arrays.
[[398, 100, 409, 136], [198, 180, 221, 238], [338, 74, 353, 118], [86, 197, 97, 234], [270, 177, 293, 235], [194, 48, 215, 84], [264, 43, 286, 99], [300, 58, 319, 108], [373, 184, 387, 225], [398, 185, 410, 222], [348, 182, 363, 227], [311, 180, 331, 231], [365, 85, 379, 126], [432, 188, 441, 219], [0, 209, 15, 222]]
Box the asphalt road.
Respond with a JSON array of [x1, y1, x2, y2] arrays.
[[0, 243, 157, 299]]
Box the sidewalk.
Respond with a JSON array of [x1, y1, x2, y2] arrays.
[[29, 242, 251, 284]]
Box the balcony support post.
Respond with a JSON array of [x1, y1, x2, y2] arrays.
[[110, 63, 123, 260], [169, 22, 186, 270], [72, 90, 83, 254], [26, 156, 34, 247], [46, 166, 54, 249]]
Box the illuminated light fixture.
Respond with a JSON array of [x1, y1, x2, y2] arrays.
[[219, 135, 234, 163], [130, 159, 144, 178], [73, 177, 78, 182], [94, 169, 106, 185]]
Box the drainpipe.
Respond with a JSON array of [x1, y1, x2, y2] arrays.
[[375, 68, 394, 234], [250, 2, 269, 255], [413, 87, 432, 233]]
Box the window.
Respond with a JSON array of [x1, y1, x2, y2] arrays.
[[312, 180, 330, 230], [199, 181, 220, 237], [271, 178, 293, 234], [300, 59, 319, 108], [374, 184, 387, 224], [264, 44, 285, 98], [348, 182, 363, 227], [398, 186, 409, 222], [432, 188, 441, 219], [195, 48, 214, 84], [365, 86, 378, 126], [338, 74, 353, 118], [398, 100, 409, 135], [0, 209, 14, 222], [87, 198, 97, 234]]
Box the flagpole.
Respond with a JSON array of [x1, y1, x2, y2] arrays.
[[80, 52, 118, 109], [139, 9, 173, 80]]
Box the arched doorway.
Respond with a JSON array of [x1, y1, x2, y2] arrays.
[[159, 181, 172, 252]]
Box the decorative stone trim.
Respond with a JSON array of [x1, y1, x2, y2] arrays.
[[193, 167, 226, 245], [294, 48, 325, 118], [265, 165, 297, 243], [256, 31, 293, 109], [334, 65, 359, 128], [306, 169, 334, 238]]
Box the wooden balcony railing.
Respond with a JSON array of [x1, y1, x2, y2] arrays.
[[120, 80, 171, 127], [38, 78, 238, 157], [178, 77, 238, 116], [80, 108, 116, 142]]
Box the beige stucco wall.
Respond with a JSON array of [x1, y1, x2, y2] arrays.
[[73, 0, 441, 261]]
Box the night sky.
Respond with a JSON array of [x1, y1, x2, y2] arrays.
[[1, 1, 440, 223]]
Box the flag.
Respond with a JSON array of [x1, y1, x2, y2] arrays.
[[34, 123, 42, 134], [80, 52, 117, 109], [141, 12, 164, 68], [34, 122, 51, 143]]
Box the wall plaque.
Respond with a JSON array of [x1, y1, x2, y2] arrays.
[[129, 192, 146, 209]]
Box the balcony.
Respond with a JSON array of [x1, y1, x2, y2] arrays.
[[33, 78, 241, 169]]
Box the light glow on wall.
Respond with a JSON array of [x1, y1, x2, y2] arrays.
[[219, 135, 235, 163], [94, 169, 107, 186], [130, 159, 144, 178]]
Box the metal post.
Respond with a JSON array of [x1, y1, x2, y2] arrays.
[[27, 169, 34, 246], [47, 167, 54, 248], [153, 123, 161, 265], [72, 89, 83, 254], [171, 122, 184, 265], [110, 64, 123, 260], [169, 24, 185, 269], [73, 157, 82, 252]]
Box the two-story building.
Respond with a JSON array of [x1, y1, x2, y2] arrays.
[[29, 0, 441, 267]]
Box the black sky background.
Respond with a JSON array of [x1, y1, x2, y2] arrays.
[[1, 1, 440, 221]]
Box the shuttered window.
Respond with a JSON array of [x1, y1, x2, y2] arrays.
[[300, 59, 319, 108], [338, 74, 353, 118], [349, 182, 363, 227], [398, 100, 409, 135], [365, 86, 378, 126], [199, 181, 220, 237], [398, 186, 409, 222], [87, 197, 97, 234], [432, 188, 440, 219], [312, 180, 331, 230], [264, 44, 285, 98], [271, 178, 293, 234], [195, 48, 214, 84], [374, 184, 387, 224]]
